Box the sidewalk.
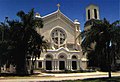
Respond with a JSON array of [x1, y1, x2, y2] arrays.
[[38, 71, 120, 77], [0, 72, 120, 82]]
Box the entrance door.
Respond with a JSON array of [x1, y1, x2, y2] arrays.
[[46, 60, 52, 70], [59, 61, 65, 70], [72, 61, 77, 70]]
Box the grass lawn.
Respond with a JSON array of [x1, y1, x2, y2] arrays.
[[63, 77, 120, 82]]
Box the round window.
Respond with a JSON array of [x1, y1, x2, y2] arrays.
[[51, 28, 66, 45]]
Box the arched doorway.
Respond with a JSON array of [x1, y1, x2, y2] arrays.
[[72, 55, 77, 70], [46, 61, 52, 70], [45, 54, 53, 70], [59, 61, 65, 70], [59, 54, 67, 70]]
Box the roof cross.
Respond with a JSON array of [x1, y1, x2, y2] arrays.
[[57, 3, 60, 10]]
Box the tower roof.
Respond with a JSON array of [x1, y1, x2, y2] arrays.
[[35, 12, 41, 18], [86, 4, 98, 9], [74, 19, 80, 25]]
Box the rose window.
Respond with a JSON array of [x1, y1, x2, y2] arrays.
[[51, 28, 66, 45]]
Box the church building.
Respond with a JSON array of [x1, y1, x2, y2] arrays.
[[1, 4, 102, 73], [34, 4, 88, 71]]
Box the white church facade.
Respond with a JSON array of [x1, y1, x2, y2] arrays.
[[34, 4, 88, 71]]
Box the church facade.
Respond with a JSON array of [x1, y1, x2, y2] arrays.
[[1, 4, 120, 73], [34, 5, 87, 71]]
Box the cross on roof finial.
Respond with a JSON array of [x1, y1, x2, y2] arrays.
[[57, 3, 60, 10]]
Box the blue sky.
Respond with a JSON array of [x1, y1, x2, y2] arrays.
[[0, 0, 119, 30]]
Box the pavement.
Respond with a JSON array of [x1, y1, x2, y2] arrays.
[[0, 72, 120, 82]]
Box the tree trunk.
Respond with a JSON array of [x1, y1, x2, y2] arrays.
[[108, 70, 111, 78], [107, 62, 112, 78], [30, 65, 34, 74], [15, 50, 28, 76], [16, 59, 28, 75], [107, 42, 112, 78], [30, 59, 36, 74], [30, 60, 34, 74]]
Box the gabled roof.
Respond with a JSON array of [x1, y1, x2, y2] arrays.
[[42, 10, 58, 18], [41, 10, 75, 26]]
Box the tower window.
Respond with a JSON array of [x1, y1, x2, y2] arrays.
[[88, 9, 90, 19], [94, 9, 97, 19]]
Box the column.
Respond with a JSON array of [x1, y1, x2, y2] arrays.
[[66, 60, 69, 70], [68, 60, 70, 70], [57, 60, 59, 71], [42, 60, 46, 70], [65, 60, 66, 69], [69, 60, 72, 70], [54, 60, 56, 70], [77, 60, 79, 70], [52, 60, 55, 71], [56, 60, 59, 70], [54, 60, 57, 71]]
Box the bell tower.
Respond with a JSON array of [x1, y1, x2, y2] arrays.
[[86, 4, 100, 21], [84, 4, 100, 30]]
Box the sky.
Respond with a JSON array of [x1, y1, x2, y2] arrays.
[[0, 0, 120, 30]]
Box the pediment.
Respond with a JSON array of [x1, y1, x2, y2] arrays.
[[44, 18, 75, 34], [42, 10, 75, 28], [57, 47, 69, 52], [47, 47, 80, 53], [47, 47, 69, 53]]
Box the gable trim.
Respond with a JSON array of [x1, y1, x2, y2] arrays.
[[42, 10, 75, 27]]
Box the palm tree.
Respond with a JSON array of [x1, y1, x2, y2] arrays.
[[9, 9, 47, 75], [0, 8, 47, 75], [27, 32, 47, 74], [81, 18, 120, 78]]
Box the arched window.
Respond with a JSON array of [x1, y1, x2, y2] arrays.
[[58, 53, 67, 59], [94, 9, 97, 19], [46, 54, 53, 59], [72, 55, 77, 59], [60, 55, 65, 59], [88, 9, 90, 19]]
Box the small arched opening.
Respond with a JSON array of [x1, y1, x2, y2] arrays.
[[72, 55, 78, 70], [58, 53, 67, 70], [45, 54, 53, 70]]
